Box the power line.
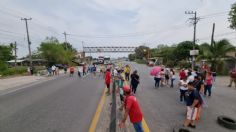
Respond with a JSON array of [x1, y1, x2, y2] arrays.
[[199, 11, 229, 19]]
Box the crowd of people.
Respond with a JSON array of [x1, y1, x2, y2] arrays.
[[46, 63, 111, 78], [153, 67, 214, 129], [47, 62, 229, 131], [105, 63, 216, 131]]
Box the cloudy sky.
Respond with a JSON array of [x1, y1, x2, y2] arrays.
[[0, 0, 235, 58]]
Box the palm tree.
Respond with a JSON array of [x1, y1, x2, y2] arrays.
[[198, 39, 235, 71]]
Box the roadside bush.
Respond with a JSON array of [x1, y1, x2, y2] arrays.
[[0, 61, 7, 71], [0, 67, 27, 76]]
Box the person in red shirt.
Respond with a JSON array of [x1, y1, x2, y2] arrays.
[[119, 85, 143, 132], [179, 69, 186, 80], [105, 69, 111, 95], [69, 66, 75, 77]]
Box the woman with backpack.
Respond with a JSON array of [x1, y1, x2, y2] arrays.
[[165, 68, 170, 86]]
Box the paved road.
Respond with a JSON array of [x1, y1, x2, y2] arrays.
[[0, 74, 104, 132], [128, 62, 236, 132]]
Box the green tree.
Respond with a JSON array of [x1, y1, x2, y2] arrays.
[[0, 45, 14, 61], [173, 41, 198, 62], [128, 54, 135, 61], [38, 37, 76, 66], [198, 39, 235, 71], [134, 46, 149, 59], [229, 2, 236, 30], [158, 45, 176, 63]]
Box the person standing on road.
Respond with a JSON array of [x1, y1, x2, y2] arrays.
[[154, 71, 161, 88], [105, 69, 111, 96], [82, 64, 86, 76], [77, 66, 82, 77], [179, 69, 186, 80], [63, 65, 67, 74], [69, 66, 75, 77], [160, 69, 165, 86], [130, 70, 140, 94], [183, 82, 202, 128], [52, 65, 56, 75], [228, 68, 236, 88], [55, 66, 59, 76], [119, 86, 144, 132], [204, 72, 213, 97], [165, 68, 170, 86], [179, 77, 188, 103], [170, 68, 176, 88], [92, 64, 97, 76], [113, 67, 120, 90], [118, 70, 125, 102], [124, 65, 131, 81], [47, 66, 52, 76]]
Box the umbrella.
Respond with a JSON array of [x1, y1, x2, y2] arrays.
[[150, 66, 161, 76]]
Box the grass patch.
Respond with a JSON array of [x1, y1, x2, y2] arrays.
[[0, 66, 27, 76]]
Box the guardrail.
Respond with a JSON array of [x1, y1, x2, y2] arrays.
[[109, 78, 117, 132]]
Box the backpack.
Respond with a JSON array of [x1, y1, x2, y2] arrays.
[[194, 90, 203, 105]]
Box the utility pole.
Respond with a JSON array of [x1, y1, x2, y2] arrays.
[[211, 23, 215, 46], [185, 11, 200, 69], [82, 41, 84, 52], [21, 18, 32, 67], [14, 41, 17, 66], [63, 31, 69, 50]]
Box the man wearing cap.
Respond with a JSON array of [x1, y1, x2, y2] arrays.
[[119, 86, 144, 132]]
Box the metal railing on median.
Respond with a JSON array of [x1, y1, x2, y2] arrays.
[[109, 77, 117, 132]]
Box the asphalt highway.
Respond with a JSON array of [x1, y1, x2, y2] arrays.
[[0, 74, 104, 132]]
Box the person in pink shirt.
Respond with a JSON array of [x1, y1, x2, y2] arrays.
[[204, 72, 213, 97]]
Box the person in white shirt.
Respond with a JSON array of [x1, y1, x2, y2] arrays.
[[51, 65, 56, 75], [179, 77, 188, 102], [77, 66, 82, 77]]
